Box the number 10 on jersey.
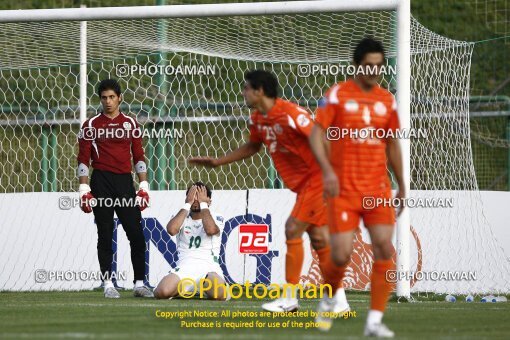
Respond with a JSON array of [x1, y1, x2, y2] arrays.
[[188, 236, 201, 249]]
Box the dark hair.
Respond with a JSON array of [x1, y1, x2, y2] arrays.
[[97, 79, 122, 97], [353, 38, 385, 65], [186, 181, 212, 198], [244, 70, 279, 99]]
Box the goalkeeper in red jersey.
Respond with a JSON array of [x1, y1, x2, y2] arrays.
[[189, 70, 350, 314], [77, 79, 153, 299]]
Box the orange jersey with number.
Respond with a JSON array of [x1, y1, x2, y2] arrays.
[[315, 79, 400, 196], [249, 98, 320, 193]]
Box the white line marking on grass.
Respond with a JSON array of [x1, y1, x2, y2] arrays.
[[0, 333, 93, 338], [0, 333, 346, 340]]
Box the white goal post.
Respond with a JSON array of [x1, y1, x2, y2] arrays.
[[0, 0, 413, 297], [0, 0, 409, 298]]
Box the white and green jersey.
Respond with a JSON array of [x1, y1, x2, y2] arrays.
[[175, 211, 225, 265]]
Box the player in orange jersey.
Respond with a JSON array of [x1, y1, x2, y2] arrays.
[[310, 38, 405, 337], [189, 70, 350, 314]]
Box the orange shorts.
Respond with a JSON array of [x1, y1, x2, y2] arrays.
[[290, 175, 327, 228], [327, 191, 396, 233]]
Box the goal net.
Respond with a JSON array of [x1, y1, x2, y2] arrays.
[[0, 1, 508, 295]]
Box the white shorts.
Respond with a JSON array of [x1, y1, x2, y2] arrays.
[[170, 259, 225, 292]]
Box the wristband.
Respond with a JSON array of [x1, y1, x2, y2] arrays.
[[182, 203, 191, 211], [200, 202, 209, 210], [135, 161, 147, 174], [77, 163, 89, 177]]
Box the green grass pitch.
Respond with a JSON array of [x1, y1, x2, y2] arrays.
[[1, 291, 509, 339]]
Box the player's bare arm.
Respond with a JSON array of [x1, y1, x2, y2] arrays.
[[196, 186, 219, 236], [386, 137, 405, 215], [188, 141, 262, 168], [309, 124, 339, 197], [136, 171, 147, 183], [167, 185, 197, 236]]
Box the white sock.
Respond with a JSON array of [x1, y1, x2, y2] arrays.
[[335, 287, 348, 306], [134, 280, 145, 289], [104, 280, 114, 291], [284, 285, 298, 302], [366, 310, 384, 326]]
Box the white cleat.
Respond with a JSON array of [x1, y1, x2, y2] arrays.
[[333, 301, 351, 314], [364, 323, 395, 338], [133, 286, 154, 298], [261, 298, 299, 312], [315, 297, 335, 332], [315, 296, 351, 332], [104, 287, 121, 299]]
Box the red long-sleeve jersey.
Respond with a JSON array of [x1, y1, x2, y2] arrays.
[[77, 112, 145, 174]]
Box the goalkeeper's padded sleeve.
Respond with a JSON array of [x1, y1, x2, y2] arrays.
[[79, 183, 94, 214], [135, 161, 147, 173], [136, 181, 150, 211], [77, 163, 89, 177]]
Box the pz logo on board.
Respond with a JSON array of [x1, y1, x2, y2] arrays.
[[238, 224, 269, 254]]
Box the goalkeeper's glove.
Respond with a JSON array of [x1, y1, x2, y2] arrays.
[[79, 184, 94, 214], [136, 181, 150, 211]]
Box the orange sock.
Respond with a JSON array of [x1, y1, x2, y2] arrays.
[[370, 259, 395, 312], [316, 246, 331, 284], [285, 238, 304, 284], [316, 247, 346, 290], [328, 263, 347, 291]]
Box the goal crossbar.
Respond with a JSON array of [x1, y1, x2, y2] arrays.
[[0, 0, 400, 23]]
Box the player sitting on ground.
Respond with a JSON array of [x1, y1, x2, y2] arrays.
[[189, 70, 349, 313], [154, 182, 228, 300]]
